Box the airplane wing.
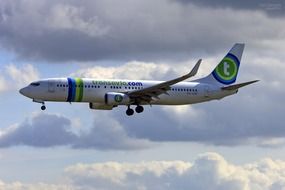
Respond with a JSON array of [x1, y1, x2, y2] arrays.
[[126, 59, 202, 104]]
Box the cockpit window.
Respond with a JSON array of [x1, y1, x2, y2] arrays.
[[30, 82, 40, 86]]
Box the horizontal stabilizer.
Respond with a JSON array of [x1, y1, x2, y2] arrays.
[[221, 80, 259, 90]]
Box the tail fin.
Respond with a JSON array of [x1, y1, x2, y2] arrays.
[[196, 43, 245, 86]]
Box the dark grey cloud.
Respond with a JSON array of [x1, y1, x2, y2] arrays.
[[115, 84, 285, 147], [0, 113, 76, 147], [73, 113, 151, 150], [175, 0, 285, 15], [0, 113, 150, 150], [0, 0, 284, 62]]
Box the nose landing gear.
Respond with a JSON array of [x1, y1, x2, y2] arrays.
[[33, 99, 46, 111], [41, 104, 46, 111]]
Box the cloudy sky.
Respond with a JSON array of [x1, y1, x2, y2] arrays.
[[0, 0, 285, 189]]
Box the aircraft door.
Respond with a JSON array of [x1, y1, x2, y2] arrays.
[[204, 85, 210, 97], [48, 80, 55, 93]]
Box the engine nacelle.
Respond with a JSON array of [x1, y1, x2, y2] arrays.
[[105, 92, 130, 105], [89, 103, 115, 110]]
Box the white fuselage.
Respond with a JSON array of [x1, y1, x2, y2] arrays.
[[19, 43, 256, 115], [20, 78, 236, 106]]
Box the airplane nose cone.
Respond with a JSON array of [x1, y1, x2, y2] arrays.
[[19, 87, 28, 96]]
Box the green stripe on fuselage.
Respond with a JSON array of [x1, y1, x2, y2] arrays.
[[75, 78, 84, 102]]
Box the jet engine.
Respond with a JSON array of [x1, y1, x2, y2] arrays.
[[105, 92, 130, 105]]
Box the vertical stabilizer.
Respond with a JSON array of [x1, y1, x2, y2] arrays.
[[196, 43, 245, 86]]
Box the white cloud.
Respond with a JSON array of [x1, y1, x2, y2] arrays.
[[2, 152, 285, 190], [72, 61, 175, 80], [0, 180, 70, 190], [72, 59, 212, 81], [0, 64, 39, 93], [63, 152, 285, 190], [5, 64, 39, 88], [0, 76, 6, 92]]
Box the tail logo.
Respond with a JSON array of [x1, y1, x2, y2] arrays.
[[212, 53, 240, 85]]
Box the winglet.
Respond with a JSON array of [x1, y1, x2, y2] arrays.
[[189, 59, 202, 77], [221, 80, 259, 90]]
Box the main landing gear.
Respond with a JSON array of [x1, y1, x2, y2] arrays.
[[126, 105, 144, 116], [135, 105, 144, 113], [126, 107, 134, 116]]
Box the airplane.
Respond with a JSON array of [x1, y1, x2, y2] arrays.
[[19, 43, 258, 116]]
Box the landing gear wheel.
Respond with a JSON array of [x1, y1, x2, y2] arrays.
[[126, 108, 134, 116], [135, 105, 144, 113], [41, 105, 46, 111]]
